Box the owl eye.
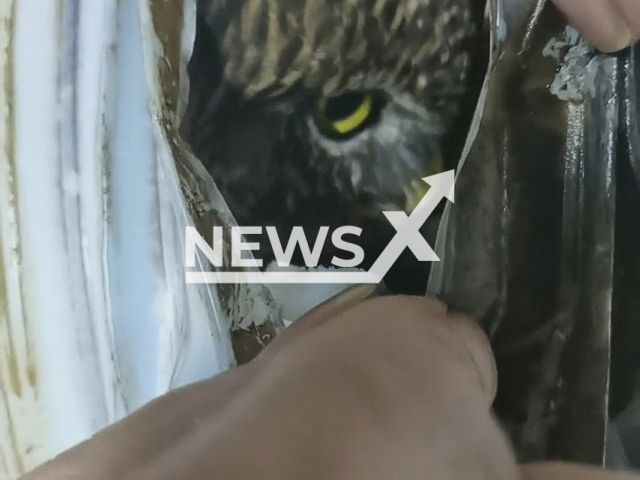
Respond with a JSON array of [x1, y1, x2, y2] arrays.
[[314, 91, 380, 138]]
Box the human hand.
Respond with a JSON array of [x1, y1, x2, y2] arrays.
[[17, 294, 513, 480], [18, 293, 640, 480], [552, 0, 640, 52]]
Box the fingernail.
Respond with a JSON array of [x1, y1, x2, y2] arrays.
[[603, 24, 634, 52], [446, 314, 498, 405]]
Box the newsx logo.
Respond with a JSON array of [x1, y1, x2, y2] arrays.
[[185, 171, 455, 284], [186, 225, 366, 270]]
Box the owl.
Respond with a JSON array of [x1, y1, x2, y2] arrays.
[[181, 0, 482, 293]]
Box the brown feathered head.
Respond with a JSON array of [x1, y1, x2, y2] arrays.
[[181, 0, 480, 281]]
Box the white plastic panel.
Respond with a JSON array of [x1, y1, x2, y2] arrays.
[[0, 1, 235, 478]]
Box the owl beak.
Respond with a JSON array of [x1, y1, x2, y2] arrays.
[[400, 141, 444, 214], [403, 181, 432, 213]]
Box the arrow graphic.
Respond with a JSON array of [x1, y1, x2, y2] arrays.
[[367, 170, 455, 281]]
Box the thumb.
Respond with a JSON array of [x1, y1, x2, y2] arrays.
[[552, 0, 640, 52]]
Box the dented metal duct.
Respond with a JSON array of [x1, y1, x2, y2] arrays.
[[428, 0, 640, 467], [1, 0, 639, 478]]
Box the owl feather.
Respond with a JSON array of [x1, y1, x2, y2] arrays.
[[183, 0, 480, 292]]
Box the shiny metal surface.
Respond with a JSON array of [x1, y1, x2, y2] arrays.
[[2, 0, 639, 477], [427, 0, 630, 465]]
